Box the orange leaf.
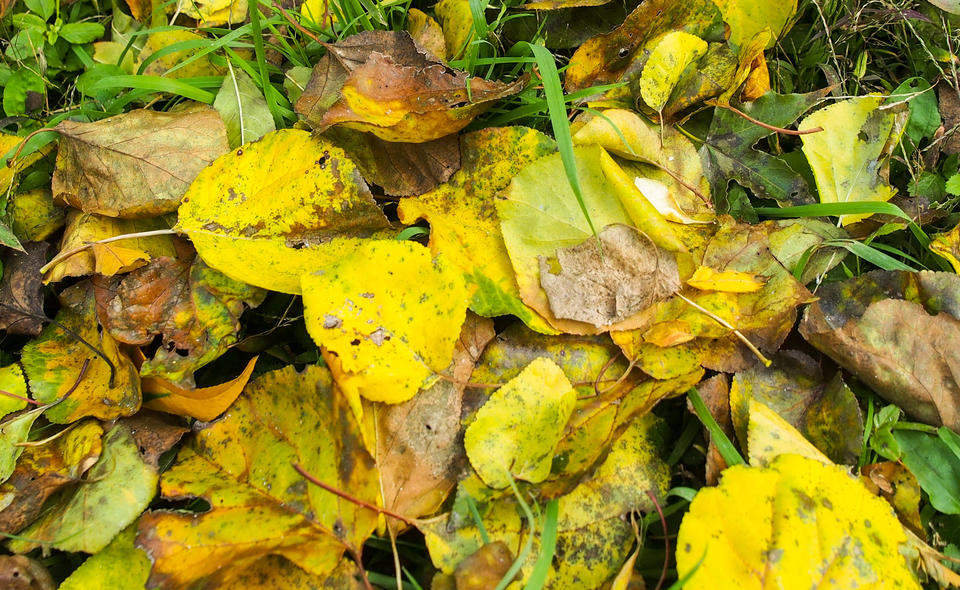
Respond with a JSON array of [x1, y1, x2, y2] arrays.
[[142, 357, 257, 421]]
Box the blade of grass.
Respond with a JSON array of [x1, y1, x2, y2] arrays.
[[827, 239, 917, 271], [523, 498, 559, 590], [514, 42, 597, 239], [248, 0, 283, 126], [86, 74, 218, 102], [687, 387, 744, 466], [754, 202, 929, 245]]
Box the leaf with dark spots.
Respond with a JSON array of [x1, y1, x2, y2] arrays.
[[295, 31, 524, 143], [800, 270, 960, 431], [538, 224, 681, 328], [0, 242, 49, 336], [119, 411, 188, 468], [701, 90, 827, 205], [94, 256, 265, 383], [0, 421, 103, 535], [323, 126, 461, 196], [0, 556, 55, 590], [52, 106, 229, 218], [136, 365, 380, 588]]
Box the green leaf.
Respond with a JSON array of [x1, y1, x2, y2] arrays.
[[213, 65, 276, 148], [0, 220, 25, 251], [894, 429, 960, 515], [889, 77, 941, 145], [59, 22, 106, 44], [23, 0, 54, 19], [946, 173, 960, 196], [11, 12, 48, 32], [59, 525, 150, 590], [2, 69, 46, 116]]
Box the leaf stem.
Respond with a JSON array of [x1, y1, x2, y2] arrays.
[[293, 462, 417, 526], [676, 293, 771, 366], [39, 229, 178, 275], [709, 101, 824, 136]]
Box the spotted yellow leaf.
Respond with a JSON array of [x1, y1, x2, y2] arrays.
[[639, 31, 708, 112], [687, 265, 765, 293]]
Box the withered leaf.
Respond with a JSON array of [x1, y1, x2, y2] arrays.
[[539, 224, 680, 328], [296, 31, 524, 143], [118, 411, 188, 468], [323, 126, 461, 196], [0, 242, 49, 336], [0, 556, 54, 590], [52, 106, 229, 218], [800, 270, 960, 431]]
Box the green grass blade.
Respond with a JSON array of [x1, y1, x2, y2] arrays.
[[754, 202, 929, 245], [86, 74, 218, 102], [523, 499, 559, 590], [248, 0, 283, 126], [827, 240, 917, 271], [519, 42, 597, 239], [687, 387, 744, 466]]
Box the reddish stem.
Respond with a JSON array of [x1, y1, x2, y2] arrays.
[[647, 490, 669, 590], [293, 463, 417, 526], [711, 101, 823, 136], [0, 390, 39, 406]]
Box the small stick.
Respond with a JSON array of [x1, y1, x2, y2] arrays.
[[0, 389, 39, 406], [709, 101, 823, 136], [677, 293, 772, 367], [273, 1, 323, 44], [39, 229, 178, 275], [6, 127, 57, 168], [293, 463, 417, 526], [647, 490, 670, 590]]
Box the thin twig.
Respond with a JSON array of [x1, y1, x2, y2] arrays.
[[709, 101, 824, 136], [17, 422, 78, 447], [39, 229, 179, 275], [293, 463, 417, 526], [676, 294, 772, 366], [647, 490, 669, 590], [273, 1, 323, 44], [6, 127, 57, 168], [0, 389, 39, 406]]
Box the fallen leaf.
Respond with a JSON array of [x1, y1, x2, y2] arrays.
[[523, 0, 608, 9], [295, 31, 523, 142], [638, 31, 708, 112], [434, 0, 474, 60], [0, 242, 48, 336], [676, 454, 919, 589], [746, 399, 832, 466], [538, 224, 681, 328], [140, 31, 226, 79], [21, 283, 141, 424], [0, 407, 43, 485], [207, 555, 366, 589], [44, 212, 180, 284], [375, 314, 494, 523], [119, 411, 188, 468], [8, 189, 65, 242], [0, 556, 54, 590], [93, 256, 265, 383], [10, 423, 159, 554], [0, 421, 103, 534], [171, 0, 246, 25], [453, 542, 515, 590], [52, 107, 229, 218], [59, 525, 150, 590], [799, 95, 907, 225], [302, 240, 471, 404], [142, 356, 258, 421], [465, 357, 577, 489], [931, 220, 960, 273], [765, 218, 847, 283], [686, 265, 764, 292], [177, 129, 390, 294], [862, 462, 924, 535], [324, 126, 461, 196], [136, 365, 379, 587], [397, 126, 556, 332], [799, 270, 960, 430], [498, 144, 683, 334], [214, 67, 277, 149], [701, 90, 827, 206], [712, 0, 797, 51], [405, 8, 447, 60], [0, 133, 48, 196]]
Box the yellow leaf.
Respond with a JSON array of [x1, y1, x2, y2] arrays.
[[931, 221, 960, 273], [0, 364, 28, 417], [170, 0, 246, 25], [633, 177, 708, 224], [142, 356, 257, 421], [9, 188, 65, 242], [141, 31, 225, 77], [434, 0, 474, 60], [177, 129, 390, 294], [397, 127, 557, 333], [712, 0, 797, 51], [746, 400, 830, 466], [405, 8, 447, 60], [676, 454, 920, 589], [799, 95, 905, 225], [302, 240, 471, 404], [0, 133, 47, 193], [464, 358, 576, 489], [687, 265, 765, 292], [639, 31, 708, 112]]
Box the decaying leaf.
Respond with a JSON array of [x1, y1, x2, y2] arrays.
[[931, 220, 960, 273], [0, 242, 48, 336], [730, 350, 863, 464], [93, 256, 265, 383], [452, 542, 515, 590], [295, 31, 523, 142], [712, 0, 798, 51], [214, 67, 277, 149], [800, 270, 960, 431], [52, 107, 229, 218], [207, 555, 366, 589], [302, 240, 470, 404], [465, 357, 577, 489], [765, 218, 847, 284], [177, 129, 390, 294], [0, 421, 103, 535], [141, 356, 258, 421], [434, 0, 474, 60], [44, 212, 180, 284], [0, 556, 54, 590], [405, 8, 447, 60], [324, 126, 460, 196], [862, 462, 924, 535], [8, 189, 65, 242], [687, 265, 764, 292], [59, 525, 150, 590], [20, 284, 141, 424], [799, 95, 907, 225], [375, 314, 494, 523], [638, 31, 708, 112], [397, 126, 556, 332], [538, 224, 681, 328], [676, 454, 919, 589], [172, 0, 246, 25], [10, 423, 159, 554], [137, 365, 379, 588]]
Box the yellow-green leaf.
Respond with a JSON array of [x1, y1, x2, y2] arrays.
[[177, 129, 390, 294], [639, 31, 708, 112], [676, 454, 918, 589], [59, 525, 150, 590], [464, 357, 577, 489]]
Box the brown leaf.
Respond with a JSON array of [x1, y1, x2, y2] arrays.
[[538, 224, 680, 328], [0, 242, 49, 336], [453, 542, 515, 590], [376, 313, 494, 524], [296, 31, 523, 143], [800, 270, 960, 431], [405, 8, 447, 60], [689, 373, 732, 486], [52, 106, 229, 218], [0, 556, 54, 590], [122, 0, 152, 20], [938, 83, 960, 155], [118, 411, 189, 468], [323, 126, 461, 196]]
